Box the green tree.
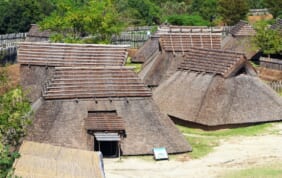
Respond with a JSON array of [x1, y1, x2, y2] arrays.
[[263, 0, 282, 18], [40, 0, 124, 43], [248, 0, 264, 9], [189, 0, 218, 18], [218, 0, 249, 25], [167, 14, 209, 26], [0, 68, 32, 177], [0, 0, 54, 34], [253, 21, 282, 56]]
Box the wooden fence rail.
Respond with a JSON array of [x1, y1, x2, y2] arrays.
[[0, 33, 26, 64], [112, 32, 149, 48], [267, 80, 282, 93], [260, 57, 282, 71]]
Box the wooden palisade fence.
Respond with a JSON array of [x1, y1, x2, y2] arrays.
[[267, 80, 282, 93], [260, 57, 282, 71], [0, 33, 26, 65]]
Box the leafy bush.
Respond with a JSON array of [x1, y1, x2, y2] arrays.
[[166, 15, 209, 26]]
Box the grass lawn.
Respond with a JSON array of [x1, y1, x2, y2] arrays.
[[177, 123, 275, 159], [219, 162, 282, 178]]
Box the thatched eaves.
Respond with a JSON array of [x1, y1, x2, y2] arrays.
[[18, 42, 128, 67], [153, 48, 281, 126], [230, 20, 256, 37], [43, 67, 152, 100]]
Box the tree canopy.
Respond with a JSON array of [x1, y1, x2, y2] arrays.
[[0, 0, 54, 34], [253, 21, 282, 55], [39, 0, 124, 43], [218, 0, 249, 25]]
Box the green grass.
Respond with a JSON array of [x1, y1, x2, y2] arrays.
[[125, 57, 142, 73], [220, 163, 282, 178], [177, 123, 274, 159]]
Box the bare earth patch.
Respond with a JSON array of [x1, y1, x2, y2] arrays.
[[104, 123, 282, 178]]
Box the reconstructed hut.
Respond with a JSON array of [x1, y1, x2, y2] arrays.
[[18, 42, 191, 156], [139, 32, 222, 87], [18, 42, 128, 102], [25, 24, 51, 42], [13, 141, 105, 178], [230, 20, 256, 37], [153, 47, 282, 127], [223, 20, 257, 59], [132, 25, 223, 63]]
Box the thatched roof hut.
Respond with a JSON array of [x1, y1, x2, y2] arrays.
[[18, 42, 191, 155], [25, 24, 51, 42], [18, 42, 129, 102], [139, 32, 222, 87], [132, 25, 223, 63], [230, 20, 256, 37], [153, 47, 282, 126], [25, 66, 191, 155], [223, 21, 258, 59], [13, 141, 105, 178]]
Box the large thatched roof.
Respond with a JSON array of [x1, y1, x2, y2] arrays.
[[26, 98, 191, 155], [13, 141, 105, 178], [132, 25, 223, 63], [153, 48, 282, 126], [139, 35, 223, 88], [43, 67, 152, 99], [230, 20, 256, 37], [18, 42, 128, 66]]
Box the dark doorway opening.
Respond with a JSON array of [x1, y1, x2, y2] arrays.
[[94, 138, 118, 157]]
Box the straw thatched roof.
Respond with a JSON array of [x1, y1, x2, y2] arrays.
[[20, 41, 191, 155], [25, 24, 51, 42], [153, 48, 282, 126], [26, 97, 191, 155], [132, 36, 160, 63], [132, 25, 223, 63], [18, 42, 128, 67], [13, 141, 105, 178], [43, 67, 151, 99], [230, 20, 256, 37], [138, 30, 223, 87]]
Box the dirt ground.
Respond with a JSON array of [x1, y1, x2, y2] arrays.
[[104, 123, 282, 178]]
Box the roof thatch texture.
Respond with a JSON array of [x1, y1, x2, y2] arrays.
[[153, 48, 281, 126], [18, 42, 128, 67], [25, 24, 51, 42], [159, 33, 222, 52], [131, 36, 160, 63], [13, 141, 105, 178], [222, 35, 258, 59], [26, 98, 192, 155], [85, 111, 126, 131], [153, 71, 282, 126], [43, 67, 152, 99], [230, 20, 256, 37], [179, 48, 247, 78]]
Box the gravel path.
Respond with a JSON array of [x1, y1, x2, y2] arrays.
[[104, 124, 282, 178]]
